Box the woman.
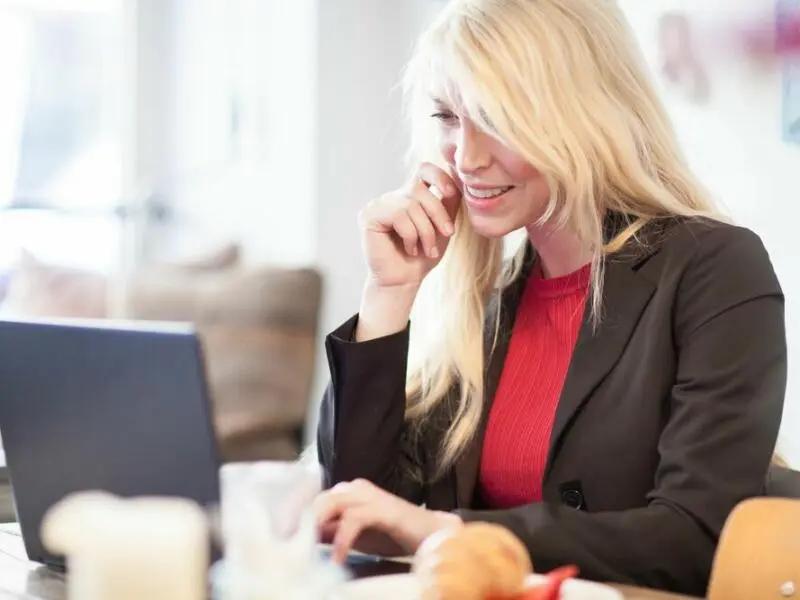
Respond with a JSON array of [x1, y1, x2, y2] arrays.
[[313, 0, 786, 595]]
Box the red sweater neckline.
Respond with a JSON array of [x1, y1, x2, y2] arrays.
[[530, 262, 591, 298]]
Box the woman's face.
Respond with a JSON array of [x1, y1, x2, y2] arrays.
[[433, 98, 551, 238]]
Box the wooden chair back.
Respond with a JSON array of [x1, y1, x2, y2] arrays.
[[708, 497, 800, 600]]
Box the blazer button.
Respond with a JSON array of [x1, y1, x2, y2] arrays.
[[561, 488, 585, 510]]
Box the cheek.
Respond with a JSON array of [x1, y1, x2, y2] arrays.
[[493, 147, 541, 183], [521, 166, 549, 202], [440, 141, 457, 167], [501, 155, 551, 212]]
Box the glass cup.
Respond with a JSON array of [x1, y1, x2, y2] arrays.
[[210, 460, 347, 600]]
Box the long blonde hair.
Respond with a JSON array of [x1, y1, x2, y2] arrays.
[[401, 0, 722, 479]]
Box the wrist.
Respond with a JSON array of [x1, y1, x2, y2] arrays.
[[356, 279, 420, 342], [401, 507, 463, 553], [362, 278, 420, 304], [433, 510, 463, 532]]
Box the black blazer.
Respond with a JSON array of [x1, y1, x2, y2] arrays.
[[316, 217, 786, 597]]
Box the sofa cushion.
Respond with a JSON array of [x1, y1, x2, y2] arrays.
[[126, 266, 322, 452], [0, 246, 321, 462]]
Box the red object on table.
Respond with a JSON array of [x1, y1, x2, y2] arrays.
[[509, 565, 580, 600]]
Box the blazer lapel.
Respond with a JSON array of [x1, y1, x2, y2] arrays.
[[454, 249, 535, 507], [544, 252, 657, 478]]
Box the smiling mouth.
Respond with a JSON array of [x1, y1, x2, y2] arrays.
[[465, 185, 514, 200]]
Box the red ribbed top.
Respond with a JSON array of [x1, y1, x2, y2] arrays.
[[478, 263, 590, 509]]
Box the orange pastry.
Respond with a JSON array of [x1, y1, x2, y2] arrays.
[[412, 522, 533, 600]]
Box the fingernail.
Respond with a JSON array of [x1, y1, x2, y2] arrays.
[[429, 247, 439, 258], [444, 223, 454, 236]]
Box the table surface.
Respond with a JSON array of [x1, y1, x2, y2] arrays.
[[0, 524, 696, 599]]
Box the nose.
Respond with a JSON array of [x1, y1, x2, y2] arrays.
[[454, 120, 492, 177]]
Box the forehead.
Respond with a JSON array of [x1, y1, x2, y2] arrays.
[[421, 56, 490, 121], [416, 50, 497, 129], [427, 80, 467, 112]]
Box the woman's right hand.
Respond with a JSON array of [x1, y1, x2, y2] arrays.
[[359, 163, 461, 288]]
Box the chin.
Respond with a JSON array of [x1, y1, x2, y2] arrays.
[[465, 213, 521, 239]]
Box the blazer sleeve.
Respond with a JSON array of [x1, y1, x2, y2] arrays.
[[316, 315, 425, 503], [457, 226, 787, 597]]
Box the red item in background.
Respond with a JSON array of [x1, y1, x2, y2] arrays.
[[740, 8, 800, 58]]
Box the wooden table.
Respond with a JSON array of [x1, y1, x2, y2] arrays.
[[0, 524, 696, 599]]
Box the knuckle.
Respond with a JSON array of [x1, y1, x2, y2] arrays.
[[395, 221, 413, 238], [358, 198, 384, 224], [342, 513, 363, 532], [402, 194, 420, 209], [418, 161, 439, 179], [402, 225, 419, 240], [416, 193, 433, 207], [364, 197, 381, 212], [390, 205, 410, 222], [401, 181, 418, 197]]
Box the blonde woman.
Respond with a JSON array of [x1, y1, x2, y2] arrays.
[[314, 0, 786, 595]]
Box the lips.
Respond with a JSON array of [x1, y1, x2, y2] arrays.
[[464, 185, 514, 199], [463, 185, 514, 212]]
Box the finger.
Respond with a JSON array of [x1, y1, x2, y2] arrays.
[[413, 185, 455, 238], [392, 209, 420, 257], [314, 480, 373, 526], [417, 162, 457, 199], [319, 519, 339, 544], [332, 507, 377, 564], [406, 201, 439, 258], [416, 163, 462, 222], [313, 485, 350, 525]]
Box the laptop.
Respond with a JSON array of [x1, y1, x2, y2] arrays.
[[0, 318, 222, 569]]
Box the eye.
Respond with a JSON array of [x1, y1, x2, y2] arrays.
[[430, 110, 458, 124], [477, 109, 497, 133]]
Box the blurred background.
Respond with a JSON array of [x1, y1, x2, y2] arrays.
[[0, 0, 797, 465]]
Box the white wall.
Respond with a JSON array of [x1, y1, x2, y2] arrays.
[[314, 0, 442, 322], [144, 0, 318, 267], [308, 0, 440, 438], [620, 0, 800, 462]]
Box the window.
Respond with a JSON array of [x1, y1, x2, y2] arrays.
[[0, 0, 128, 272]]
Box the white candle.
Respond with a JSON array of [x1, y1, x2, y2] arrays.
[[42, 492, 209, 600]]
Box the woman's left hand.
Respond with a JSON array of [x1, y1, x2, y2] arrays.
[[314, 478, 463, 563]]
